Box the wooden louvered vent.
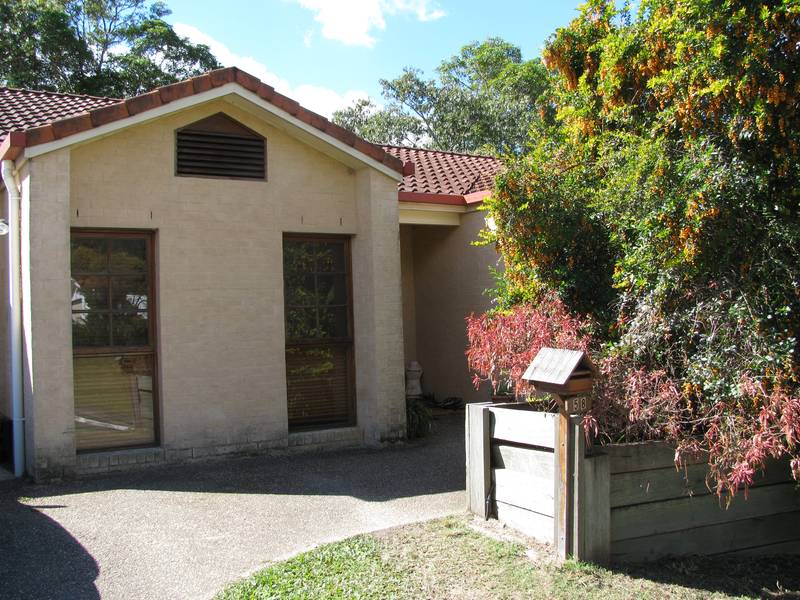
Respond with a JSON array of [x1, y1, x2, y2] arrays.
[[176, 113, 266, 180]]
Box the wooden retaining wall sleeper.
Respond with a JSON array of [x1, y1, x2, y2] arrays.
[[466, 403, 800, 563]]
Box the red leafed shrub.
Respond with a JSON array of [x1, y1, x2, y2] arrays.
[[580, 357, 800, 497], [465, 295, 591, 397], [467, 305, 800, 497], [704, 375, 800, 496], [584, 356, 687, 446]]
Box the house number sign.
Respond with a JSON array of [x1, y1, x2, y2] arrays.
[[562, 395, 593, 414]]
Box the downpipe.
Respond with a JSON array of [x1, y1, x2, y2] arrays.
[[1, 160, 24, 477]]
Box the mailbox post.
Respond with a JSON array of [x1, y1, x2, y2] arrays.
[[522, 347, 595, 561]]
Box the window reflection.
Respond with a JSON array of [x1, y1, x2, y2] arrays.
[[283, 237, 354, 430], [74, 355, 155, 450], [283, 240, 349, 342], [71, 232, 155, 451], [71, 237, 150, 348]]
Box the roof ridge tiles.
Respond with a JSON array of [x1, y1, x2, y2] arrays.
[[379, 144, 498, 160]]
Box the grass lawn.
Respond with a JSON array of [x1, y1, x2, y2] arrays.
[[216, 515, 800, 599]]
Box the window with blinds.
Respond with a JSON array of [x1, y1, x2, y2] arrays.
[[176, 113, 266, 180], [71, 231, 158, 451], [283, 236, 355, 430]]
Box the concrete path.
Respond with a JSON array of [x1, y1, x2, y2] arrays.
[[0, 412, 466, 600]]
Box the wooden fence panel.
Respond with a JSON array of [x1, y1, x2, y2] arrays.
[[492, 444, 554, 480], [489, 405, 556, 448], [466, 403, 491, 518], [606, 441, 707, 474], [727, 536, 800, 556], [612, 510, 800, 562], [495, 500, 554, 543], [493, 469, 554, 516], [574, 450, 610, 564], [608, 441, 800, 562], [612, 482, 800, 542], [470, 409, 800, 562], [610, 457, 794, 509], [610, 463, 708, 508]]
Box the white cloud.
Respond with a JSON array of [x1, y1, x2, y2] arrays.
[[174, 23, 369, 117], [292, 0, 445, 47]]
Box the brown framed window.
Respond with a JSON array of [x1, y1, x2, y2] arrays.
[[70, 230, 158, 451], [283, 235, 355, 431]]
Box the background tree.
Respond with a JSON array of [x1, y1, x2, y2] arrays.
[[479, 0, 800, 494], [0, 0, 90, 92], [332, 98, 425, 147], [333, 37, 549, 154], [0, 0, 220, 97]]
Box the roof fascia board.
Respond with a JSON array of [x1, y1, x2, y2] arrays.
[[398, 201, 466, 214], [23, 83, 402, 181], [397, 191, 466, 205], [24, 86, 231, 158], [464, 190, 491, 205], [399, 208, 461, 226], [399, 201, 465, 225]]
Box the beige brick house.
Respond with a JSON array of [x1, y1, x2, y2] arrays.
[[0, 68, 499, 481]]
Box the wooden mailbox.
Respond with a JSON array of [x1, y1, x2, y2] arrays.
[[523, 347, 597, 561], [522, 347, 595, 413]]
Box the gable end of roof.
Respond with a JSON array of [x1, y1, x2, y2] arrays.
[[0, 68, 404, 175]]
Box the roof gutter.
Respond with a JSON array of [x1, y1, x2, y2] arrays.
[[397, 189, 492, 207], [1, 159, 25, 477]]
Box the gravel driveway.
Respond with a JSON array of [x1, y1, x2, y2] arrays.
[[0, 412, 465, 600]]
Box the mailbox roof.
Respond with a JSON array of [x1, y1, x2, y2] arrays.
[[522, 347, 588, 386]]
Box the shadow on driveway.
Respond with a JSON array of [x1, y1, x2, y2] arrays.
[[17, 411, 465, 502], [0, 487, 100, 599], [0, 412, 465, 600]]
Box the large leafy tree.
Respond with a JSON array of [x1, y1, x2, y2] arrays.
[[481, 0, 800, 493], [333, 38, 549, 154], [0, 0, 220, 97]]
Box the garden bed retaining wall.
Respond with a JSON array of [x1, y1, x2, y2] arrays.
[[466, 402, 800, 563]]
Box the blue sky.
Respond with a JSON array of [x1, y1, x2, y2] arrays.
[[165, 1, 584, 117]]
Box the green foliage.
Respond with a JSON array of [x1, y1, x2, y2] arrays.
[[216, 536, 405, 600], [0, 0, 91, 92], [405, 397, 432, 439], [485, 123, 616, 321], [217, 516, 800, 599], [330, 98, 424, 146], [485, 0, 800, 491], [332, 37, 549, 154], [0, 0, 221, 97]]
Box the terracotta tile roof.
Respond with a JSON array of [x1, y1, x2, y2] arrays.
[[0, 88, 119, 145], [382, 145, 501, 204], [0, 68, 405, 174]]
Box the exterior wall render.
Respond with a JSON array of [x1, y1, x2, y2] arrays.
[[22, 150, 77, 479], [23, 97, 405, 479], [411, 211, 498, 404], [399, 224, 417, 365], [352, 168, 406, 443]]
